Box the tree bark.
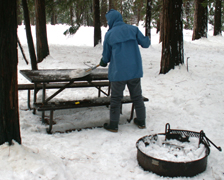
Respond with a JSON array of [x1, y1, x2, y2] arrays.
[[214, 0, 222, 36], [0, 0, 21, 145], [136, 0, 144, 25], [120, 0, 123, 15], [159, 0, 164, 43], [192, 0, 207, 40], [184, 0, 191, 29], [51, 12, 57, 25], [17, 0, 22, 25], [22, 0, 38, 70], [157, 19, 160, 34], [160, 0, 184, 74], [50, 0, 57, 25], [70, 5, 74, 26], [35, 0, 49, 62], [145, 0, 152, 39], [109, 0, 117, 10], [101, 0, 108, 27], [93, 0, 101, 47], [109, 0, 112, 10]]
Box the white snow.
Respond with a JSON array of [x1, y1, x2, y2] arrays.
[[0, 24, 223, 180], [69, 69, 86, 78]]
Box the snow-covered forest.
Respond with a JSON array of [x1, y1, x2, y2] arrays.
[[0, 23, 223, 180]]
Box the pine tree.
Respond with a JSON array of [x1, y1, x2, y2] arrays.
[[35, 0, 50, 62], [160, 0, 184, 74], [192, 0, 208, 40], [94, 0, 101, 46], [0, 0, 21, 145], [214, 0, 222, 36]]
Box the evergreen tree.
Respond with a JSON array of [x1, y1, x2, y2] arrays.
[[214, 0, 222, 35], [35, 0, 50, 62], [145, 0, 152, 39], [0, 0, 21, 145], [160, 0, 184, 74], [22, 0, 38, 70], [101, 0, 108, 27], [183, 0, 194, 30], [192, 0, 208, 40], [94, 0, 101, 46]]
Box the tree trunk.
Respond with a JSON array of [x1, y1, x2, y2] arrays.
[[28, 0, 36, 25], [93, 0, 101, 47], [51, 12, 57, 25], [70, 6, 74, 26], [109, 0, 117, 10], [120, 0, 123, 15], [160, 0, 184, 74], [192, 0, 207, 40], [136, 0, 144, 26], [109, 0, 112, 10], [159, 0, 164, 43], [30, 16, 35, 25], [87, 4, 93, 26], [214, 0, 222, 36], [51, 1, 57, 25], [17, 1, 22, 25], [35, 0, 49, 62], [184, 0, 191, 29], [156, 19, 160, 34], [145, 0, 152, 39], [101, 0, 108, 27], [0, 0, 21, 145], [22, 0, 38, 70]]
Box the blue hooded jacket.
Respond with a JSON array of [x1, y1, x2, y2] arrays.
[[102, 9, 150, 81]]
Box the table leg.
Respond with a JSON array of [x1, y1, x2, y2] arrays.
[[98, 86, 101, 97], [42, 83, 46, 123], [33, 83, 37, 114], [47, 110, 54, 134], [27, 89, 31, 110], [108, 82, 111, 96], [127, 103, 134, 123]]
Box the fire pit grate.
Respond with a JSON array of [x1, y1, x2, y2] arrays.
[[136, 123, 222, 177]]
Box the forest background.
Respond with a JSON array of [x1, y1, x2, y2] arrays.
[[17, 0, 224, 34]]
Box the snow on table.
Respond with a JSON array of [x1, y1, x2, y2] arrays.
[[137, 134, 207, 162], [69, 69, 86, 78]]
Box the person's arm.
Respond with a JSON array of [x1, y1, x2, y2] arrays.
[[100, 35, 112, 67], [136, 29, 151, 48]]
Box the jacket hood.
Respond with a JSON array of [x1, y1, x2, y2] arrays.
[[106, 9, 124, 30]]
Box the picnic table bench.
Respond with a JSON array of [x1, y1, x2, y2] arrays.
[[19, 68, 149, 133], [18, 81, 110, 110], [34, 96, 149, 133]]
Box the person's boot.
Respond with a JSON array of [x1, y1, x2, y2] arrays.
[[134, 118, 145, 129], [104, 121, 118, 132]]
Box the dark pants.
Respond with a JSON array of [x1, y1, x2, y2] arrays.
[[110, 78, 145, 123]]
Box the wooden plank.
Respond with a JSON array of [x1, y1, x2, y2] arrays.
[[34, 96, 149, 111], [20, 69, 108, 83], [18, 81, 109, 90]]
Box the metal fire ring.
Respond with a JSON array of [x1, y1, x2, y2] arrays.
[[136, 123, 221, 177]]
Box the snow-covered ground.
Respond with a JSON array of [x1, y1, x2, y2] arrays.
[[0, 23, 223, 180]]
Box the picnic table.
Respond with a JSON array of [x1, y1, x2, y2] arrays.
[[19, 68, 148, 133]]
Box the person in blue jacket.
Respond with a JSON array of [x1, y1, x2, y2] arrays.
[[100, 9, 150, 132]]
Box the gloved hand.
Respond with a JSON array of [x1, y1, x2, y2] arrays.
[[100, 58, 107, 67]]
